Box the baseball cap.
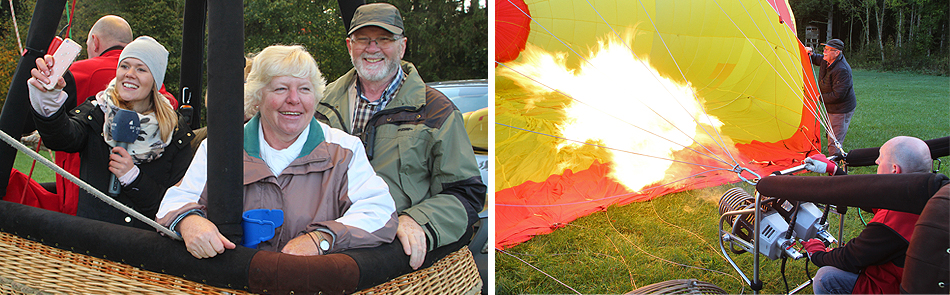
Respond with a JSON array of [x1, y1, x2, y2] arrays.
[[821, 39, 845, 51], [348, 3, 404, 36]]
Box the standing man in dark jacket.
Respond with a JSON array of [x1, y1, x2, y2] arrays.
[[805, 39, 856, 156], [802, 136, 933, 294], [315, 3, 486, 271]]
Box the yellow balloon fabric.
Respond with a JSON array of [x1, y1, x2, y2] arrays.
[[495, 0, 819, 248], [497, 0, 807, 192]]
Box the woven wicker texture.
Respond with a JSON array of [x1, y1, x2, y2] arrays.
[[354, 247, 482, 295], [625, 279, 727, 294], [0, 231, 249, 295]]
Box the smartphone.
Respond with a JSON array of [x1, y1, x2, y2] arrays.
[[40, 38, 82, 90]]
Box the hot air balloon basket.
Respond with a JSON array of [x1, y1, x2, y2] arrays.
[[625, 279, 728, 294], [354, 247, 482, 295], [0, 230, 481, 295], [0, 231, 251, 294]]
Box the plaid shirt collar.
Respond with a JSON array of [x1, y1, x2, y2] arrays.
[[352, 66, 406, 137]]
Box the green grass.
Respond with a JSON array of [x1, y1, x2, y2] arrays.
[[12, 148, 57, 184], [495, 69, 950, 294]]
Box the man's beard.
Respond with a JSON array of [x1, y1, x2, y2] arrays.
[[352, 53, 399, 82]]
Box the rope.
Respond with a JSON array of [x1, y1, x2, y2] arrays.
[[0, 129, 181, 240], [66, 0, 77, 39], [18, 135, 42, 203], [8, 0, 22, 54], [499, 249, 582, 294], [496, 122, 731, 171], [495, 168, 728, 207], [496, 0, 828, 184], [500, 0, 743, 168]]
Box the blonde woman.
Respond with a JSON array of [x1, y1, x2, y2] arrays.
[[28, 36, 194, 230]]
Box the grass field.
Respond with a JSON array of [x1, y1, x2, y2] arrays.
[[13, 148, 56, 184], [494, 69, 949, 294]]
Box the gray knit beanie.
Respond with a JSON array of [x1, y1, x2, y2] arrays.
[[119, 36, 168, 91]]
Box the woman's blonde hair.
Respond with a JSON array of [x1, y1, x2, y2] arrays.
[[244, 45, 326, 119], [108, 85, 178, 140]]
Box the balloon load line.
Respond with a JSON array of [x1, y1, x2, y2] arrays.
[[500, 0, 835, 156], [498, 215, 747, 294], [497, 123, 731, 172], [498, 248, 583, 294], [502, 0, 743, 167], [495, 61, 740, 169], [495, 166, 728, 208], [709, 0, 838, 151]]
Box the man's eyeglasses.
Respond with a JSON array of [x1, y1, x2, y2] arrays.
[[823, 47, 839, 53], [351, 36, 403, 49]]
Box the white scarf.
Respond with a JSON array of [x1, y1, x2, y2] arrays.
[[97, 80, 171, 164]]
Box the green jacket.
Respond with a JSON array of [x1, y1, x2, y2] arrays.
[[316, 61, 485, 250]]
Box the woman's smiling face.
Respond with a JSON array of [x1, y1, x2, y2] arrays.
[[116, 57, 154, 104]]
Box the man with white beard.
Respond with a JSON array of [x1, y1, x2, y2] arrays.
[[315, 3, 485, 272]]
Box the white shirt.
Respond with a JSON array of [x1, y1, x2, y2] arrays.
[[258, 123, 309, 176]]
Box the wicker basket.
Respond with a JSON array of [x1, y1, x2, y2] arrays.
[[0, 231, 249, 294], [625, 279, 727, 294], [0, 231, 482, 295], [354, 247, 482, 295]]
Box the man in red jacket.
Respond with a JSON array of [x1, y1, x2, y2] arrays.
[[53, 15, 177, 215], [802, 136, 933, 294]]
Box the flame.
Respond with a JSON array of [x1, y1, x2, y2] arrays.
[[499, 33, 734, 192]]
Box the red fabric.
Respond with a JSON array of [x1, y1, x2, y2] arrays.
[[496, 144, 811, 249], [496, 161, 631, 248], [852, 209, 919, 294], [4, 168, 62, 212], [766, 0, 795, 33], [49, 49, 179, 215], [495, 0, 530, 64]]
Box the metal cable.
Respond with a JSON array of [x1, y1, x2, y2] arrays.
[[0, 130, 181, 240]]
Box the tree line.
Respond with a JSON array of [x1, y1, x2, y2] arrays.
[[791, 0, 948, 75], [0, 0, 488, 112]]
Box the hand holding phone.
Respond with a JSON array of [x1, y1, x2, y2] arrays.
[[39, 38, 82, 90]]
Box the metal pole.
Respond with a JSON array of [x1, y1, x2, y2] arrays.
[[752, 191, 763, 293], [0, 0, 67, 197], [179, 0, 206, 130]]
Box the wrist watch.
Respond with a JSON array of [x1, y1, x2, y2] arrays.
[[313, 231, 331, 253]]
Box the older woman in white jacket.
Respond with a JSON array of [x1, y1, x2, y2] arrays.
[[157, 45, 396, 259]]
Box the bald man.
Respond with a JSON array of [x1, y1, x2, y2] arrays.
[[84, 15, 132, 59], [70, 15, 133, 101], [51, 15, 177, 215], [802, 136, 933, 294]]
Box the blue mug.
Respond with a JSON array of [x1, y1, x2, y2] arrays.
[[241, 209, 284, 248]]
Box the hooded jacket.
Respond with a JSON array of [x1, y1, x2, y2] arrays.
[[316, 61, 486, 250]]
